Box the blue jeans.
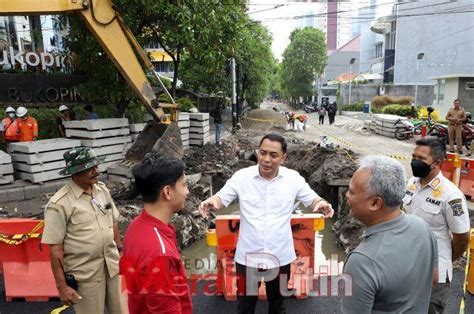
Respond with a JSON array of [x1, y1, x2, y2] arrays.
[[215, 123, 223, 144]]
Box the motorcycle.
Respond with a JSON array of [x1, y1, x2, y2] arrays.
[[304, 103, 317, 113], [394, 119, 415, 140], [428, 122, 474, 150]]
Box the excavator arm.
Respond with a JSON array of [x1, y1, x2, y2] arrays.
[[0, 0, 183, 160]]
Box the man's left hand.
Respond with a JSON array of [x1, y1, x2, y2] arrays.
[[312, 199, 334, 218]]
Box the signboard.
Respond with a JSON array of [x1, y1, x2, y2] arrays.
[[0, 73, 87, 103]]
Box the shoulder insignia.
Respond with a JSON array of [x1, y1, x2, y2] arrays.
[[448, 198, 464, 216], [432, 189, 442, 198], [430, 178, 441, 189], [408, 184, 416, 192], [50, 185, 69, 203]]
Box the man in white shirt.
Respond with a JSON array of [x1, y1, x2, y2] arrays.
[[199, 133, 333, 314], [404, 137, 470, 314]]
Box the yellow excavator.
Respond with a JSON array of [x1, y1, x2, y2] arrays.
[[0, 0, 183, 161]]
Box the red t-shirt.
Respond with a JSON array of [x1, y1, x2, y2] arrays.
[[121, 211, 192, 314]]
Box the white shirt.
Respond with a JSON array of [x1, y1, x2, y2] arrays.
[[216, 165, 319, 268], [403, 172, 470, 283]]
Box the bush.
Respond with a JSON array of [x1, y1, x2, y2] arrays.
[[343, 102, 364, 111], [382, 104, 417, 117], [175, 97, 196, 112], [371, 95, 414, 108]]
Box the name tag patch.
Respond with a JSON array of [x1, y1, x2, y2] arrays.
[[448, 198, 464, 216], [425, 197, 441, 206]]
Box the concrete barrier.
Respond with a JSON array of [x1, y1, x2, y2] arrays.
[[0, 150, 14, 185]]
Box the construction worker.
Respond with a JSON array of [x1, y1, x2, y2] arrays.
[[57, 105, 75, 138], [16, 106, 38, 142], [342, 156, 438, 313], [0, 106, 19, 146], [121, 155, 192, 314], [42, 147, 122, 314], [445, 99, 466, 153], [199, 133, 334, 314], [404, 137, 470, 313]]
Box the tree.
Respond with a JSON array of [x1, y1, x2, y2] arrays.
[[280, 27, 327, 104]]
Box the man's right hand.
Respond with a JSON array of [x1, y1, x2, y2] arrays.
[[58, 286, 82, 306], [199, 196, 220, 219]]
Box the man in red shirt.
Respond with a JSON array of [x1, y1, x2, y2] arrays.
[[1, 107, 19, 145], [121, 155, 192, 314]]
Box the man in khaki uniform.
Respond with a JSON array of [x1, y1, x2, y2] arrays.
[[445, 99, 466, 153], [42, 147, 122, 313]]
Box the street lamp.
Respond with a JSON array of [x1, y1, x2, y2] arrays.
[[349, 57, 356, 106], [414, 52, 424, 106]]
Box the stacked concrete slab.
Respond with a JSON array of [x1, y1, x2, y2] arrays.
[[0, 150, 14, 185], [9, 139, 81, 183], [189, 113, 210, 146], [129, 123, 146, 142], [179, 113, 190, 150], [64, 119, 132, 172], [370, 114, 406, 138]]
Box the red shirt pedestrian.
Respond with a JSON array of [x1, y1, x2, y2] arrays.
[[121, 210, 192, 314]]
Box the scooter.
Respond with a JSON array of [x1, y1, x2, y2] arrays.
[[304, 103, 317, 113], [394, 119, 415, 140]]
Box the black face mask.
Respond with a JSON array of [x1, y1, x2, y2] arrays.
[[411, 159, 434, 178]]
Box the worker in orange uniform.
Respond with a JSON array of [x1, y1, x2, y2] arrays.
[[16, 106, 38, 142], [1, 107, 19, 146]]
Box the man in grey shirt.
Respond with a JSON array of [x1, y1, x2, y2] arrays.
[[342, 156, 438, 313]]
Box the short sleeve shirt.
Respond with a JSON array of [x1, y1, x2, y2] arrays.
[[446, 107, 466, 125], [42, 180, 120, 282], [403, 172, 470, 283], [215, 165, 319, 268]]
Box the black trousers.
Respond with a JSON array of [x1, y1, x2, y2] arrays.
[[236, 262, 291, 314], [319, 116, 325, 124]]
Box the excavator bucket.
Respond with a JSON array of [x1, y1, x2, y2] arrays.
[[126, 121, 183, 161]]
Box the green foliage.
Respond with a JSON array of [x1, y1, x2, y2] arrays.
[[343, 102, 364, 111], [279, 27, 328, 101], [382, 104, 416, 117], [175, 97, 196, 112]]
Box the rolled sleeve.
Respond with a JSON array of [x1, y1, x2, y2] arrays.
[[341, 252, 378, 314], [295, 174, 319, 208], [445, 192, 470, 234], [215, 174, 240, 207], [41, 203, 68, 245]]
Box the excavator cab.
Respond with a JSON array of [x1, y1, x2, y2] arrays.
[[0, 0, 183, 161]]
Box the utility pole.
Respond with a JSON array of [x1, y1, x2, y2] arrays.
[[414, 52, 424, 106], [349, 57, 356, 106], [231, 58, 237, 132]]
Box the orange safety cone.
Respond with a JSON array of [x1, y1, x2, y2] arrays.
[[421, 120, 427, 138]]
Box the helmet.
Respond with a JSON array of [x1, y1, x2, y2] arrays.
[[5, 106, 15, 113], [16, 106, 28, 118], [59, 105, 69, 112]]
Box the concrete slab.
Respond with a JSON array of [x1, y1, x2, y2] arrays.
[[0, 189, 8, 201], [7, 188, 25, 201], [13, 160, 65, 173], [11, 149, 70, 164], [94, 144, 128, 157], [189, 132, 209, 140], [189, 138, 209, 146], [81, 136, 132, 148], [179, 112, 190, 120], [181, 134, 190, 141], [24, 185, 42, 200], [107, 174, 132, 187], [16, 169, 67, 183], [63, 118, 129, 130], [190, 125, 210, 134], [8, 139, 82, 154], [190, 120, 210, 127], [129, 123, 146, 133], [66, 128, 130, 139], [180, 128, 190, 135], [0, 150, 12, 164], [102, 153, 124, 163], [41, 181, 60, 194], [178, 120, 190, 128], [107, 164, 133, 178], [0, 175, 14, 185], [189, 113, 209, 121], [98, 160, 122, 173], [131, 134, 139, 141], [0, 164, 13, 175]]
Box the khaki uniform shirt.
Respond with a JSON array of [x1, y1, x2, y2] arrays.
[[42, 180, 120, 282], [445, 107, 466, 126]]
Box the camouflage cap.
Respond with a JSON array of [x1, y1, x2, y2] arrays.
[[59, 147, 105, 176]]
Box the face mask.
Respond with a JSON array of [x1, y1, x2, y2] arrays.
[[8, 113, 15, 119], [411, 159, 434, 178]]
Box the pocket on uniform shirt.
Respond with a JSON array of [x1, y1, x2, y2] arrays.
[[70, 210, 94, 225], [271, 194, 294, 212]]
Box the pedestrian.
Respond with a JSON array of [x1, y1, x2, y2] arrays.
[[445, 99, 466, 153], [318, 106, 326, 125], [298, 114, 308, 131], [328, 102, 337, 125], [83, 104, 99, 120], [16, 106, 38, 142], [210, 102, 224, 145], [199, 133, 334, 314], [342, 155, 438, 313], [42, 147, 122, 313], [0, 106, 19, 147], [120, 155, 192, 314], [57, 105, 75, 138], [404, 137, 470, 313]]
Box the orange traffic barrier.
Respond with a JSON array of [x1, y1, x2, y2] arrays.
[[208, 214, 325, 301], [466, 229, 474, 294], [441, 153, 455, 181], [0, 219, 58, 301], [459, 158, 474, 198]]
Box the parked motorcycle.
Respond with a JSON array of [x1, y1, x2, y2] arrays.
[[428, 122, 474, 150], [304, 103, 318, 113], [394, 119, 415, 140]]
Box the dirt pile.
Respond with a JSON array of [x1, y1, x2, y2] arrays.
[[286, 145, 364, 252], [241, 109, 287, 131]]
